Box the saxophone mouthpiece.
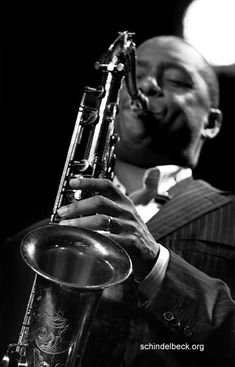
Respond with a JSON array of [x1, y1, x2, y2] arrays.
[[129, 90, 149, 113]]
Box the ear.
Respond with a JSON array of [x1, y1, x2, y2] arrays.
[[201, 108, 223, 139]]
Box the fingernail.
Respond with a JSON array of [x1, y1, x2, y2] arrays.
[[57, 206, 68, 217], [74, 174, 83, 184], [70, 177, 80, 185]]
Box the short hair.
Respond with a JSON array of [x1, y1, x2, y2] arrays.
[[181, 37, 220, 108]]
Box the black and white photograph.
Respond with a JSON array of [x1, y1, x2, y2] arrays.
[[1, 1, 235, 366]]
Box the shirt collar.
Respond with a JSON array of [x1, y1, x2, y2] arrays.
[[113, 165, 192, 196]]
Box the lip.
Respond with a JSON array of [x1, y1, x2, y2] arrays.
[[121, 98, 165, 119], [128, 105, 165, 121]]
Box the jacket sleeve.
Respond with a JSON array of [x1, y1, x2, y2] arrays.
[[139, 250, 235, 364]]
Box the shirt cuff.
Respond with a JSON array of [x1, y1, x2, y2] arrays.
[[138, 244, 170, 299]]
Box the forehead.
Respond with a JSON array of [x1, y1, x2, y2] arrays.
[[137, 37, 207, 76]]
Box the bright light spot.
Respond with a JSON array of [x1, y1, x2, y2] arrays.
[[183, 0, 235, 65], [94, 241, 109, 256], [27, 242, 35, 258]]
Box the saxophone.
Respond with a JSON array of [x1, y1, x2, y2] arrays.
[[1, 31, 148, 367]]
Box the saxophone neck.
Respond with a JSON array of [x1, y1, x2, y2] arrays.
[[97, 31, 149, 112], [124, 35, 149, 113]]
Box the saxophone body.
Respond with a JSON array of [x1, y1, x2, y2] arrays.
[[1, 31, 148, 367]]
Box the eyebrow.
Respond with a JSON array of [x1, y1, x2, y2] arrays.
[[137, 59, 191, 75], [162, 61, 192, 76], [137, 59, 195, 87]]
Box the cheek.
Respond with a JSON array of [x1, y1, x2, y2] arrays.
[[115, 111, 147, 144], [172, 94, 207, 133]]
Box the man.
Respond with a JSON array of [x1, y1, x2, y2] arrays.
[[1, 36, 235, 366], [57, 36, 235, 366]]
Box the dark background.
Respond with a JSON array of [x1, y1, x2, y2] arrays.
[[1, 1, 235, 241]]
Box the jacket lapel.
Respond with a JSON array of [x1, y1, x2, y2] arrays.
[[147, 178, 232, 241]]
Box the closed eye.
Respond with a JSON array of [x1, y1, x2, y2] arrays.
[[164, 79, 192, 88], [163, 66, 193, 89]]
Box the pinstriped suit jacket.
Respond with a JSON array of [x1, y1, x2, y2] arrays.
[[83, 178, 235, 367], [143, 177, 235, 365], [1, 178, 235, 366]]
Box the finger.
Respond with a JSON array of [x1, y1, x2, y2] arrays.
[[58, 214, 133, 235], [69, 177, 124, 200], [57, 195, 123, 219], [58, 213, 114, 232]]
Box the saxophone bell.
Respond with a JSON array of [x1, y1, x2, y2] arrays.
[[1, 225, 132, 367]]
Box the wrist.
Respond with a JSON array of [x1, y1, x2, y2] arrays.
[[133, 248, 160, 283]]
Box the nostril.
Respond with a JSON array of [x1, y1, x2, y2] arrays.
[[139, 77, 162, 97], [148, 86, 162, 96]]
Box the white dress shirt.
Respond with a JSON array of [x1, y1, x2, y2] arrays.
[[114, 165, 192, 298]]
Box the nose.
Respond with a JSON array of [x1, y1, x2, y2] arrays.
[[139, 76, 162, 97]]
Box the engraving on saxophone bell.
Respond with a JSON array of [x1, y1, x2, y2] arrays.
[[32, 290, 69, 356], [25, 279, 80, 366]]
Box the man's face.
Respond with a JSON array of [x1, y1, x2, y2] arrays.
[[115, 37, 212, 168]]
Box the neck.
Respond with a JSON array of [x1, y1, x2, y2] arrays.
[[114, 160, 147, 194]]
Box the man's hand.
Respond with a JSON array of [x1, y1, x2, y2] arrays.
[[57, 177, 160, 281]]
